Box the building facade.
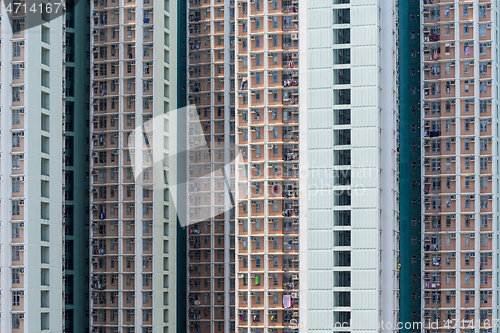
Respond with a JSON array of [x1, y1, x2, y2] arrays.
[[420, 0, 499, 331], [399, 0, 422, 330], [0, 6, 66, 333], [234, 0, 301, 331], [88, 0, 180, 331], [64, 0, 91, 331], [303, 0, 400, 332], [185, 0, 237, 332], [183, 0, 401, 333]]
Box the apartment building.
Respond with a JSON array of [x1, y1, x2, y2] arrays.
[[0, 7, 66, 333], [399, 0, 422, 329], [185, 0, 237, 332], [88, 0, 180, 331], [234, 0, 302, 331], [420, 0, 499, 331], [183, 0, 401, 332], [63, 0, 91, 331], [303, 1, 400, 332]]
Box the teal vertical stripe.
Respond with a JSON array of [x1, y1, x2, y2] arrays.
[[398, 1, 422, 330]]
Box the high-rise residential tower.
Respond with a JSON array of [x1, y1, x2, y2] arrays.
[[399, 0, 422, 329], [183, 0, 401, 332], [234, 0, 302, 330], [420, 0, 498, 330], [88, 0, 180, 331], [302, 0, 400, 331], [185, 0, 237, 332], [0, 5, 66, 333], [63, 0, 91, 331]]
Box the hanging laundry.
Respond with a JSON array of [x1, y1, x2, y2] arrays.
[[283, 294, 292, 309], [255, 275, 260, 285]]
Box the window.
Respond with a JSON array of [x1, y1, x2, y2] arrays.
[[12, 18, 23, 34], [430, 7, 440, 20], [13, 42, 22, 57], [12, 64, 22, 80], [12, 201, 21, 216], [480, 177, 488, 190], [12, 177, 21, 193], [480, 119, 489, 132], [12, 87, 21, 102], [12, 314, 21, 329], [481, 215, 489, 228], [465, 197, 471, 209], [431, 197, 441, 210], [464, 118, 472, 131], [431, 140, 440, 153], [480, 196, 489, 208], [479, 5, 487, 18], [480, 158, 488, 170], [480, 139, 488, 151], [464, 139, 471, 151], [463, 23, 469, 36], [480, 62, 489, 76], [12, 246, 21, 262], [444, 62, 451, 75], [431, 159, 441, 172], [479, 24, 487, 37], [479, 43, 488, 56], [464, 291, 470, 304], [444, 24, 451, 37]]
